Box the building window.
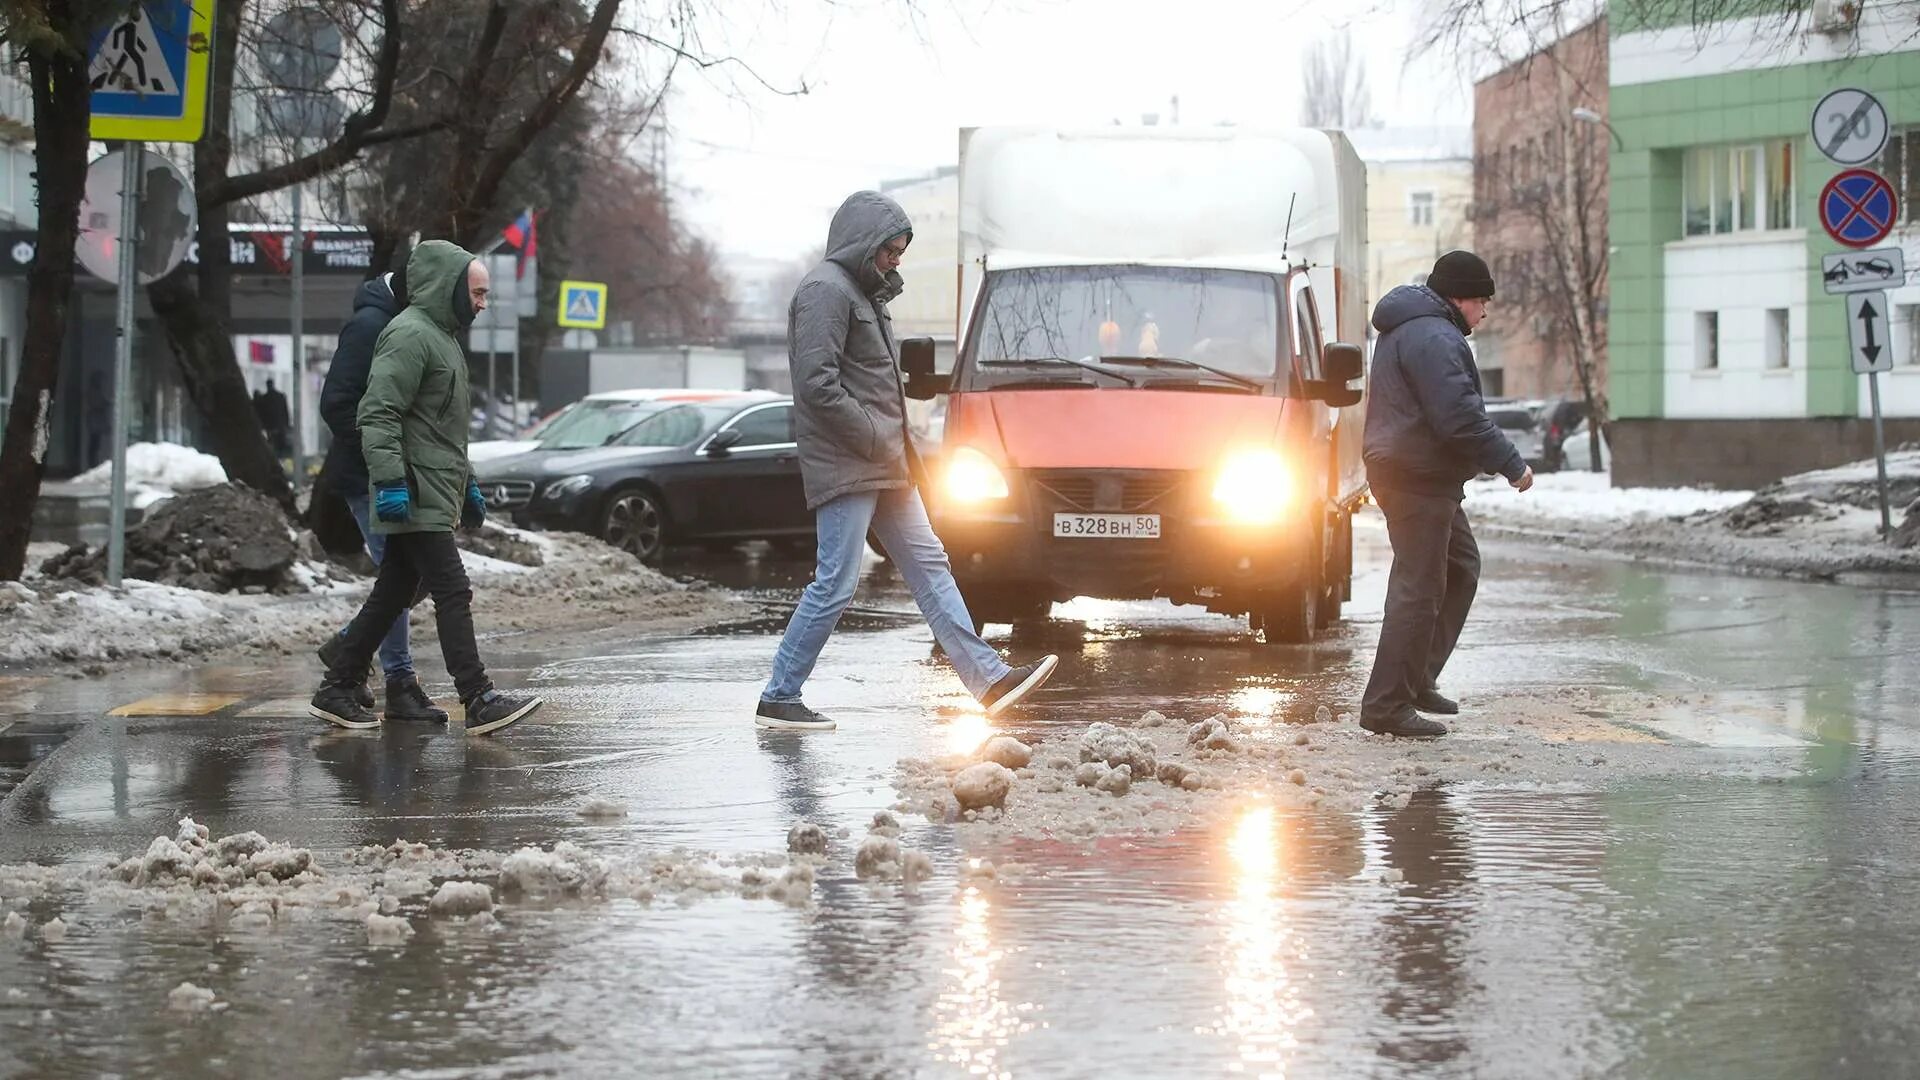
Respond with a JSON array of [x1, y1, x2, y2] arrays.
[[1872, 128, 1920, 225], [1409, 190, 1435, 227], [1765, 308, 1789, 369], [1683, 141, 1796, 236], [1696, 311, 1719, 370], [1900, 303, 1920, 366]]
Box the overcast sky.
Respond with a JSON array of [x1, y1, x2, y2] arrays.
[[664, 0, 1478, 264]]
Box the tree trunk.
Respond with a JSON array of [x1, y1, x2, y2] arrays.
[[0, 45, 94, 582], [147, 244, 297, 515]]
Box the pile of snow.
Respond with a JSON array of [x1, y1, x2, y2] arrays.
[[1465, 471, 1751, 525], [73, 441, 228, 490]]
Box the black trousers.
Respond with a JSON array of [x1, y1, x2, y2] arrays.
[[325, 530, 491, 703], [1361, 483, 1481, 720]]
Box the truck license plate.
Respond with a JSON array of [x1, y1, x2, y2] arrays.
[[1053, 513, 1161, 539]]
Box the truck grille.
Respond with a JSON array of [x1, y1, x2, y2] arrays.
[[1030, 470, 1188, 513], [481, 480, 535, 510]]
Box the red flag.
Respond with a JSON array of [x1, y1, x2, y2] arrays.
[[502, 209, 538, 280]]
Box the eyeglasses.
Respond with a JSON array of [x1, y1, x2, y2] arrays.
[[880, 240, 909, 259]]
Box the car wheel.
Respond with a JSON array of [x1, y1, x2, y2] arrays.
[[601, 488, 668, 565]]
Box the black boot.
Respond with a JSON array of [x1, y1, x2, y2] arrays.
[[384, 676, 448, 723], [317, 635, 375, 710], [309, 681, 379, 730], [463, 689, 543, 736], [1359, 710, 1448, 738], [1414, 688, 1460, 715]]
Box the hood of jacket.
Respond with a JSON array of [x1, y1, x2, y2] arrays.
[[405, 239, 476, 332], [1372, 284, 1470, 338], [824, 191, 911, 302], [352, 276, 402, 319]]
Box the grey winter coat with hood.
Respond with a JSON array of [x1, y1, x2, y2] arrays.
[[788, 191, 915, 510], [1361, 285, 1525, 499]]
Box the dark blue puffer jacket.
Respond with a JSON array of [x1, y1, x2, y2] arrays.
[[1361, 285, 1525, 499], [319, 275, 405, 499]]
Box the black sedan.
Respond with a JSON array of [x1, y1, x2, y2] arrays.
[[474, 392, 813, 563]]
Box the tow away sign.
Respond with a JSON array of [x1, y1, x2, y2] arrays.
[[1823, 246, 1906, 294]]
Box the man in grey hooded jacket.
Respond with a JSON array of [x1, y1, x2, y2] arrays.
[[1359, 250, 1532, 738], [756, 191, 1058, 731]]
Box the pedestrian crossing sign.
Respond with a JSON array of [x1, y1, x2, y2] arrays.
[[88, 0, 216, 142], [558, 280, 609, 329]]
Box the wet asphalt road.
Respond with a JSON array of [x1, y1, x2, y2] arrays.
[[3, 515, 1920, 1079]]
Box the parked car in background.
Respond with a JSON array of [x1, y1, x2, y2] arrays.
[[467, 388, 753, 463], [1559, 418, 1610, 472], [1536, 397, 1590, 472], [473, 392, 812, 564], [1484, 398, 1546, 467]]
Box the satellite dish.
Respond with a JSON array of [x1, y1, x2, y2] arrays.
[[77, 149, 198, 286], [257, 7, 343, 90]]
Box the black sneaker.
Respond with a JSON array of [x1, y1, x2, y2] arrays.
[[463, 690, 542, 736], [1359, 711, 1448, 738], [755, 700, 836, 731], [1414, 688, 1460, 716], [982, 654, 1059, 719], [309, 681, 379, 730], [384, 676, 448, 723], [317, 635, 374, 709]]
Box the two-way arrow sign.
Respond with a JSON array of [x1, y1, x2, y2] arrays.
[[1848, 289, 1895, 374]]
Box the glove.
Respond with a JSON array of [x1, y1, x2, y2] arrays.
[[374, 481, 412, 523], [462, 479, 487, 529]]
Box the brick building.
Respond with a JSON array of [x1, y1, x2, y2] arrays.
[[1470, 17, 1611, 403]]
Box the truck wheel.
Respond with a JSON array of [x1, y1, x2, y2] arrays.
[[1256, 572, 1319, 645]]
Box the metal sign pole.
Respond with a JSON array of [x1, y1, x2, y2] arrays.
[[488, 314, 498, 438], [289, 147, 305, 489], [107, 143, 144, 588], [1869, 369, 1893, 539]]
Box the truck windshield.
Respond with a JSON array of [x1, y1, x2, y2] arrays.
[[962, 265, 1282, 390]]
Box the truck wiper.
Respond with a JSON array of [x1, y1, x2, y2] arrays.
[[1099, 355, 1264, 391], [979, 357, 1146, 387]]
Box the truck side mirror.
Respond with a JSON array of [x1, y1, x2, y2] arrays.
[[900, 336, 951, 399], [1322, 342, 1363, 383]]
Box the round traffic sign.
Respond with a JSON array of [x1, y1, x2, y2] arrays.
[[1820, 168, 1898, 249], [76, 149, 197, 285], [1811, 87, 1890, 167], [257, 7, 343, 91]]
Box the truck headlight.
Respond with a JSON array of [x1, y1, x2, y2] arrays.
[[1212, 449, 1291, 524], [543, 474, 594, 500], [944, 446, 1009, 502]]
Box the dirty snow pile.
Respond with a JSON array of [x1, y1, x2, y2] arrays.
[[1464, 452, 1920, 579], [893, 693, 1802, 842], [0, 819, 834, 955], [3, 520, 746, 670], [39, 482, 321, 594], [72, 441, 228, 511]]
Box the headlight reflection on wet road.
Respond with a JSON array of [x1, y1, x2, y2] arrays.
[[1218, 802, 1309, 1077]]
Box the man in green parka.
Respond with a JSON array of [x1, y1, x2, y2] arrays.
[[308, 240, 543, 736]]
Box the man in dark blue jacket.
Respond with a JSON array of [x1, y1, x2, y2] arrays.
[[315, 268, 446, 724], [1359, 251, 1533, 737]]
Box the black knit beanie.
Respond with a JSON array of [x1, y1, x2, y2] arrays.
[[1428, 250, 1496, 299]]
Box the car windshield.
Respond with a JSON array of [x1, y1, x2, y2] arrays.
[[961, 265, 1281, 390], [534, 400, 675, 450], [610, 404, 726, 448]]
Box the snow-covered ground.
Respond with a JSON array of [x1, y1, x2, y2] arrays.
[[1, 528, 746, 671], [1464, 471, 1751, 525], [1464, 454, 1920, 580], [70, 442, 228, 510]]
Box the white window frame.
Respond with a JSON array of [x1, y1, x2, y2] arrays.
[[1408, 189, 1436, 228], [1695, 312, 1720, 370], [1682, 141, 1797, 236]]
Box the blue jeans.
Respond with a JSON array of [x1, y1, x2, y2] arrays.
[[337, 493, 414, 680], [764, 488, 1011, 703]]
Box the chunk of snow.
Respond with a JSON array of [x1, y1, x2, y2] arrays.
[[1095, 764, 1132, 796], [365, 913, 414, 944], [951, 762, 1015, 811], [979, 735, 1033, 769], [1463, 471, 1749, 523], [785, 822, 829, 856], [577, 797, 629, 820], [426, 881, 494, 917], [74, 442, 227, 490], [168, 981, 218, 1012], [854, 835, 901, 880], [38, 917, 66, 943]]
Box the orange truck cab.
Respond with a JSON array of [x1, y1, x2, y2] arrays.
[[904, 126, 1370, 644]]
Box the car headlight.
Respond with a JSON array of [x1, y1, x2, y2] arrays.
[[543, 474, 594, 500], [944, 446, 1009, 502], [1211, 449, 1291, 524]]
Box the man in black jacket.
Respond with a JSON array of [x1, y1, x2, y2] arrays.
[[314, 268, 445, 724], [1359, 251, 1532, 738]]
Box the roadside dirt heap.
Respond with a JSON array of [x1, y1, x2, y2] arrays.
[[40, 483, 302, 593]]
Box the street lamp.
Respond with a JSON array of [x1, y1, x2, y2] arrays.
[[1572, 106, 1624, 151]]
